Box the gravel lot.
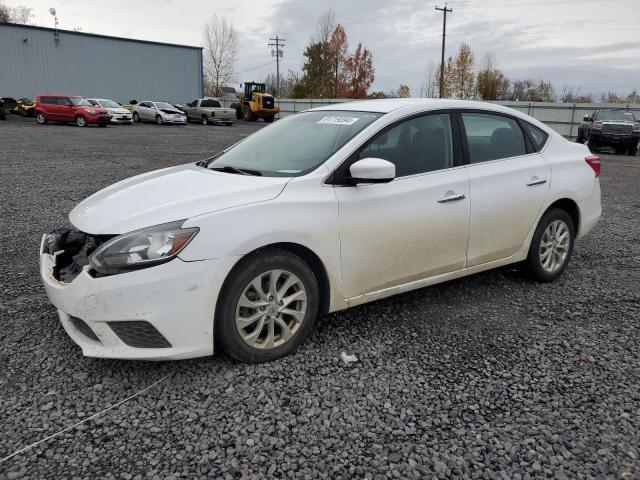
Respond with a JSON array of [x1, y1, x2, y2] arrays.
[[1, 116, 639, 479]]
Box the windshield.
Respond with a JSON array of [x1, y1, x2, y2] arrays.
[[69, 97, 92, 106], [208, 111, 381, 177], [100, 100, 121, 108], [596, 110, 636, 122], [155, 102, 176, 110]]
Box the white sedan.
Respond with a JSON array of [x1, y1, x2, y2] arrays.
[[86, 98, 133, 124], [40, 99, 601, 363], [131, 101, 186, 125]]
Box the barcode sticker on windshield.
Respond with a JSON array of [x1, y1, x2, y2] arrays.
[[317, 116, 359, 126]]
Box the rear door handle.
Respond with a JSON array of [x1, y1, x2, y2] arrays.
[[437, 192, 466, 203], [526, 177, 547, 187]]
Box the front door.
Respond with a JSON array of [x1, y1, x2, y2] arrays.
[[334, 112, 470, 299], [461, 111, 550, 266]]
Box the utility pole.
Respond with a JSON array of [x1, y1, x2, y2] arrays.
[[268, 35, 286, 97], [435, 4, 452, 98]]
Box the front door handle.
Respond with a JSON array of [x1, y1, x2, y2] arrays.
[[526, 177, 547, 187], [437, 191, 466, 203]]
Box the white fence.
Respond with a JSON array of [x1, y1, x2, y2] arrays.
[[218, 97, 640, 139]]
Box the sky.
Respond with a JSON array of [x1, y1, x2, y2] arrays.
[[7, 0, 640, 97]]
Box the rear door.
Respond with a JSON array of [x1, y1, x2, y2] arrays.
[[461, 111, 550, 267]]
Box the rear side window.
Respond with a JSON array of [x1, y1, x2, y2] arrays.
[[522, 122, 548, 150], [201, 99, 221, 108], [462, 112, 527, 163], [41, 97, 56, 104]]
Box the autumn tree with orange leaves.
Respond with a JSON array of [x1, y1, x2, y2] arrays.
[[296, 10, 375, 98], [343, 43, 375, 99]]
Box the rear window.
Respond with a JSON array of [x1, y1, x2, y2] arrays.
[[522, 122, 548, 150]]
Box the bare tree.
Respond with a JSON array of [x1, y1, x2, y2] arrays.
[[202, 15, 239, 97], [420, 60, 437, 98], [0, 2, 34, 23], [311, 9, 336, 44]]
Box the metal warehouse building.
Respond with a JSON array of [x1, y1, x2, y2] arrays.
[[0, 22, 203, 103]]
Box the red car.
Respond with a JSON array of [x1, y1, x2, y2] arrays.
[[35, 94, 110, 127]]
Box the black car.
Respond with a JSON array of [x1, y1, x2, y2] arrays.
[[0, 99, 6, 121], [1, 97, 17, 115], [577, 109, 639, 156]]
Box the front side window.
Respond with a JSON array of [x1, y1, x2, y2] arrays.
[[208, 111, 381, 177], [88, 100, 99, 107], [359, 113, 454, 176], [462, 112, 527, 163]]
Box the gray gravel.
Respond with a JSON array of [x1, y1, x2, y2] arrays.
[[1, 116, 639, 479]]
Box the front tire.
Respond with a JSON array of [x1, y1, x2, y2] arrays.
[[133, 112, 140, 122], [521, 208, 575, 282], [264, 116, 275, 123], [575, 129, 584, 143], [75, 115, 87, 127], [201, 115, 208, 125], [628, 142, 638, 156], [216, 249, 320, 363], [587, 136, 598, 152], [156, 115, 163, 125]]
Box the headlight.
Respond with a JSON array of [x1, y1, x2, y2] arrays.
[[89, 221, 198, 275], [592, 122, 603, 130], [86, 109, 97, 115], [633, 124, 640, 133]]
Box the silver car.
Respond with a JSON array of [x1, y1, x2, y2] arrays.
[[86, 98, 133, 124], [132, 101, 187, 125]]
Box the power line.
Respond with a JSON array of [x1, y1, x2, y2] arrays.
[[444, 0, 626, 7], [234, 60, 276, 76], [435, 4, 453, 98]]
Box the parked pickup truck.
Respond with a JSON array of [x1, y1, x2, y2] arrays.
[[577, 109, 639, 156], [182, 98, 235, 125]]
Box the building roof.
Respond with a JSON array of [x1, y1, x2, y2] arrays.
[[0, 22, 202, 50]]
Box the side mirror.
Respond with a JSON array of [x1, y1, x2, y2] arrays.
[[583, 115, 591, 121], [349, 158, 395, 184]]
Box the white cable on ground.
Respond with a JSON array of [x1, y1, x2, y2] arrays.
[[0, 373, 172, 465]]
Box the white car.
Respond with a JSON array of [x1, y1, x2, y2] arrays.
[[86, 98, 132, 124], [40, 99, 601, 363], [131, 101, 186, 125]]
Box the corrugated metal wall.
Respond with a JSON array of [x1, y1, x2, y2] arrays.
[[216, 97, 640, 139], [0, 23, 202, 104]]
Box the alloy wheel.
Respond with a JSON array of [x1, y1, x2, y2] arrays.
[[76, 116, 86, 127], [235, 269, 307, 350], [36, 113, 46, 124], [539, 220, 570, 273]]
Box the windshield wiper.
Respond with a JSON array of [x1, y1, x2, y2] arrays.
[[210, 165, 262, 176]]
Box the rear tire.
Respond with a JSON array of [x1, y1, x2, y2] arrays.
[[521, 208, 575, 283], [201, 115, 208, 125], [264, 116, 275, 123], [36, 112, 47, 124], [629, 142, 638, 156], [243, 108, 256, 122], [133, 112, 140, 122], [587, 137, 598, 152], [216, 249, 320, 363], [575, 130, 584, 143]]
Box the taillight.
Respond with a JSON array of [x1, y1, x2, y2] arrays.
[[585, 155, 601, 177]]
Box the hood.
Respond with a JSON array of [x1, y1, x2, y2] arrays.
[[160, 109, 183, 115], [106, 107, 130, 114], [69, 164, 289, 234], [79, 105, 107, 113]]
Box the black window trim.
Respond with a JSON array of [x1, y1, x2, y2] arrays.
[[326, 109, 464, 186], [456, 109, 537, 165]]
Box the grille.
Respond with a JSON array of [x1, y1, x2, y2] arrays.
[[262, 96, 275, 109], [69, 316, 100, 343], [108, 321, 171, 348], [602, 124, 632, 135]]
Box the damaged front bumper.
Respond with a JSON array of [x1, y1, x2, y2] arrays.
[[39, 231, 239, 360]]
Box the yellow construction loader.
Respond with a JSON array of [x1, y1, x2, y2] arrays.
[[237, 82, 279, 123]]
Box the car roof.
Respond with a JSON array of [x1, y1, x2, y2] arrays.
[[309, 98, 524, 115]]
